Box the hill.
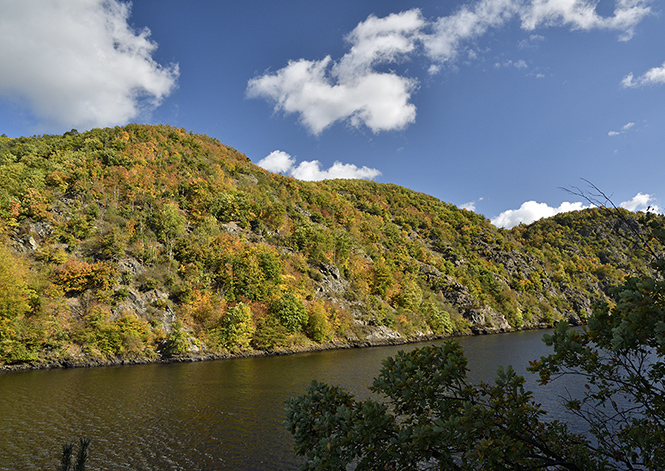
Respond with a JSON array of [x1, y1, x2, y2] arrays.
[[0, 124, 657, 368]]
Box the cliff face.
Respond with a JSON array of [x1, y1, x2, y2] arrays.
[[0, 125, 657, 367]]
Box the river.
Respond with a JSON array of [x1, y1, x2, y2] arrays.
[[0, 329, 579, 470]]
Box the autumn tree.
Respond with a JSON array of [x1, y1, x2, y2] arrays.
[[154, 202, 186, 259], [0, 244, 34, 361], [213, 302, 255, 351], [270, 292, 308, 333]]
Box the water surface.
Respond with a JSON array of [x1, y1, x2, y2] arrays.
[[0, 329, 575, 470]]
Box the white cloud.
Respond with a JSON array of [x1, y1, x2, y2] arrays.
[[334, 10, 426, 80], [256, 150, 296, 174], [460, 197, 484, 212], [249, 1, 650, 135], [492, 192, 659, 228], [0, 0, 179, 131], [247, 10, 422, 135], [622, 61, 665, 87], [425, 0, 649, 62], [495, 59, 528, 69], [255, 150, 381, 181], [608, 121, 637, 136], [424, 0, 519, 63], [519, 0, 651, 40], [619, 192, 659, 212], [491, 200, 591, 228], [518, 34, 546, 49], [292, 160, 382, 181]]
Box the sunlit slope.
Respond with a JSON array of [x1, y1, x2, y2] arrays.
[[0, 124, 655, 366]]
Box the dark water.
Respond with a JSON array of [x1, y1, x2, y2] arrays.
[[0, 329, 577, 470]]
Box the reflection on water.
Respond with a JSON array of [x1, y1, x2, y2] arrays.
[[0, 329, 581, 470]]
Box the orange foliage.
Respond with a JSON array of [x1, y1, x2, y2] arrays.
[[53, 260, 118, 295]]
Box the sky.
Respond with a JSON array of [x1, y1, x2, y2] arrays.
[[0, 0, 663, 228]]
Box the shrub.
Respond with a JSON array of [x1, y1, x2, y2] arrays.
[[52, 260, 118, 295], [213, 302, 255, 351], [251, 315, 289, 350], [270, 292, 308, 333], [161, 320, 189, 356], [306, 302, 332, 342]]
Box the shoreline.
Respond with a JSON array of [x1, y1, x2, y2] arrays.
[[0, 324, 557, 374]]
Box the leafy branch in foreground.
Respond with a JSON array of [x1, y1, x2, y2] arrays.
[[530, 212, 665, 470], [287, 342, 592, 470], [59, 438, 90, 471], [286, 212, 665, 470]]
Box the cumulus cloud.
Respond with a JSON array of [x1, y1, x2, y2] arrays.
[[425, 0, 649, 62], [491, 200, 591, 228], [492, 192, 659, 228], [247, 10, 422, 135], [0, 0, 179, 131], [619, 192, 659, 212], [248, 0, 650, 135], [256, 150, 381, 181], [291, 160, 382, 181], [460, 197, 484, 212], [622, 61, 665, 87], [256, 150, 296, 174]]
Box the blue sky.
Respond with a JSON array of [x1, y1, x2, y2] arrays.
[[0, 0, 663, 227]]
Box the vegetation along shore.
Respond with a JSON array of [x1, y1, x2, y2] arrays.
[[0, 124, 658, 372]]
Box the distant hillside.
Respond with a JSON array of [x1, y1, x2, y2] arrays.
[[0, 124, 658, 368]]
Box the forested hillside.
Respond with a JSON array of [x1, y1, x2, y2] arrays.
[[0, 124, 657, 367]]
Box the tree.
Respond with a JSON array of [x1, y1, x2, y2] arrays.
[[287, 342, 594, 470], [215, 302, 255, 351], [0, 244, 35, 362], [285, 213, 665, 470], [530, 212, 665, 470], [155, 202, 186, 260], [270, 292, 308, 333]]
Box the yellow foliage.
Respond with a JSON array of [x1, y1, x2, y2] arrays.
[[0, 244, 33, 321]]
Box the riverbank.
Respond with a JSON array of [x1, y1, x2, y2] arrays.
[[0, 322, 557, 373], [0, 327, 564, 471]]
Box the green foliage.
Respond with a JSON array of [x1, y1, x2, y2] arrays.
[[81, 309, 151, 357], [100, 228, 126, 260], [305, 302, 333, 342], [395, 277, 423, 311], [59, 438, 90, 471], [0, 245, 38, 362], [251, 315, 289, 350], [421, 297, 454, 335], [161, 320, 189, 356], [154, 202, 186, 259], [527, 215, 665, 469], [0, 245, 33, 321], [287, 213, 665, 470], [270, 292, 308, 333], [287, 342, 595, 470], [212, 302, 255, 351], [0, 125, 661, 365]]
